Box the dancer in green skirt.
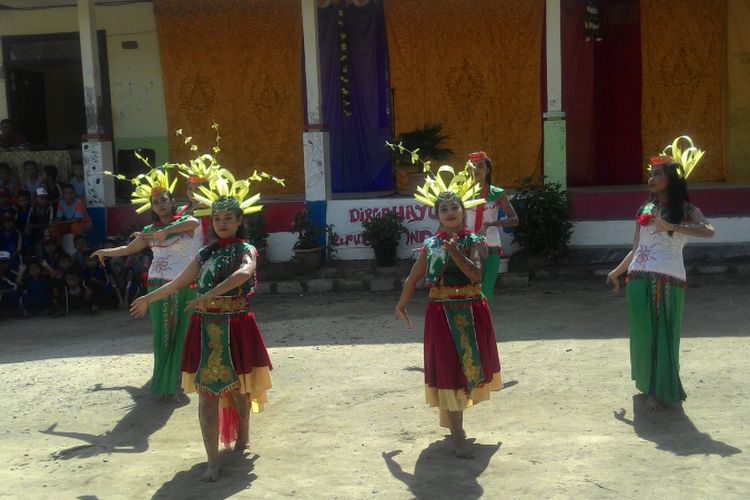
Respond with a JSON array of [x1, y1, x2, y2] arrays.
[[607, 137, 715, 410], [464, 151, 518, 304], [95, 168, 199, 402]]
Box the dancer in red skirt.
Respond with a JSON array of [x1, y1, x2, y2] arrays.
[[394, 156, 502, 458], [131, 168, 282, 480]]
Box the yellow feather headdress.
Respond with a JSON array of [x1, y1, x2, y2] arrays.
[[649, 135, 705, 179], [104, 163, 178, 214], [386, 141, 484, 208], [190, 168, 286, 217]]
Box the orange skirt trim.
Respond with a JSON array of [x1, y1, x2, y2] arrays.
[[425, 371, 503, 428]]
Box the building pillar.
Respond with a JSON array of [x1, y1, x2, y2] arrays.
[[301, 0, 331, 246], [544, 0, 567, 188], [78, 0, 114, 244]]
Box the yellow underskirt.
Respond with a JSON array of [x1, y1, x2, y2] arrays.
[[182, 366, 272, 414], [425, 371, 503, 428]]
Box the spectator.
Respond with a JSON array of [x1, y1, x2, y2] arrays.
[[40, 236, 62, 270], [72, 234, 89, 268], [0, 251, 19, 317], [25, 187, 54, 255], [0, 119, 27, 149], [57, 271, 95, 315], [81, 251, 118, 309], [0, 188, 15, 220], [49, 184, 91, 242], [16, 260, 54, 317], [49, 254, 77, 298], [15, 190, 32, 250], [109, 257, 141, 308], [0, 163, 18, 196], [42, 165, 62, 207], [22, 161, 43, 197], [70, 163, 85, 200], [1, 213, 22, 269]]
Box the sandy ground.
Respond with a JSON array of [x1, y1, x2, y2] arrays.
[[0, 284, 749, 499]]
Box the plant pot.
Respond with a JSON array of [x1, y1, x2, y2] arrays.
[[395, 167, 416, 195], [498, 257, 509, 275], [407, 172, 427, 193], [294, 246, 323, 271], [373, 242, 398, 267]]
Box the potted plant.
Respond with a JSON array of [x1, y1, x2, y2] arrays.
[[389, 122, 453, 195], [245, 213, 269, 266], [510, 176, 573, 268], [292, 208, 323, 271], [361, 211, 407, 266]]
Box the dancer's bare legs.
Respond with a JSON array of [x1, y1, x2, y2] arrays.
[[232, 392, 250, 452], [448, 410, 473, 458], [198, 393, 220, 481]]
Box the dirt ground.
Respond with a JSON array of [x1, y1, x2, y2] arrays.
[[0, 284, 749, 499]]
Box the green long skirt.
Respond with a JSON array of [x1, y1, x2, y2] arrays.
[[147, 280, 196, 395], [626, 273, 687, 402], [481, 249, 502, 305]]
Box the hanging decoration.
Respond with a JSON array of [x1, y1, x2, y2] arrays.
[[337, 4, 352, 117], [584, 0, 602, 42]]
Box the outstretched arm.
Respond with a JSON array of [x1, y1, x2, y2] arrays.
[[607, 222, 640, 293], [395, 252, 427, 329], [93, 236, 148, 263], [129, 256, 201, 317]]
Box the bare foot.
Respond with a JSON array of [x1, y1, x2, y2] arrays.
[[645, 394, 663, 411], [234, 439, 248, 452], [454, 440, 475, 459], [201, 462, 220, 482], [452, 431, 474, 458]]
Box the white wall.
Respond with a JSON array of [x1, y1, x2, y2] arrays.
[[0, 3, 167, 141], [570, 217, 750, 247]]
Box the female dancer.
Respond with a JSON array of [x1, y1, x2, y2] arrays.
[[607, 137, 715, 410], [94, 169, 198, 402], [395, 165, 502, 458], [465, 151, 518, 303], [131, 172, 279, 481]]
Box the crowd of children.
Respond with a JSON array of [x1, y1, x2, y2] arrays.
[[0, 160, 149, 319]]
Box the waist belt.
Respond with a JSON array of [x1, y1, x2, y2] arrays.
[[195, 295, 248, 314], [428, 283, 482, 301]]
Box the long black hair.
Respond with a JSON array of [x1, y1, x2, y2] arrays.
[[651, 162, 690, 234], [151, 191, 177, 221], [481, 159, 493, 185]]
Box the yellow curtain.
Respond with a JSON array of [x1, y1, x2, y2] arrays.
[[640, 0, 725, 182], [728, 0, 750, 182], [383, 0, 544, 188], [154, 0, 304, 195]]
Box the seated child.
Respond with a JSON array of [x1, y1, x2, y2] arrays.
[[49, 184, 91, 241], [0, 251, 19, 317], [81, 251, 119, 309], [17, 260, 54, 317], [1, 213, 22, 268], [69, 163, 86, 200]]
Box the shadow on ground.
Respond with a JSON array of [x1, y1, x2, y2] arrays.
[[3, 286, 749, 363], [152, 452, 258, 500], [41, 383, 188, 459], [614, 395, 742, 457], [383, 439, 501, 500]]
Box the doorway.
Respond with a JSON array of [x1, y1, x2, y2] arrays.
[[2, 31, 113, 149]]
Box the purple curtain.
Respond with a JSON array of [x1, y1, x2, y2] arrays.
[[318, 0, 394, 193]]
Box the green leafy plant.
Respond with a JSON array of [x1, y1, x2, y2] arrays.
[[292, 209, 322, 250], [389, 122, 453, 170], [245, 213, 269, 249], [510, 176, 573, 259], [361, 212, 407, 248], [325, 224, 338, 261]]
